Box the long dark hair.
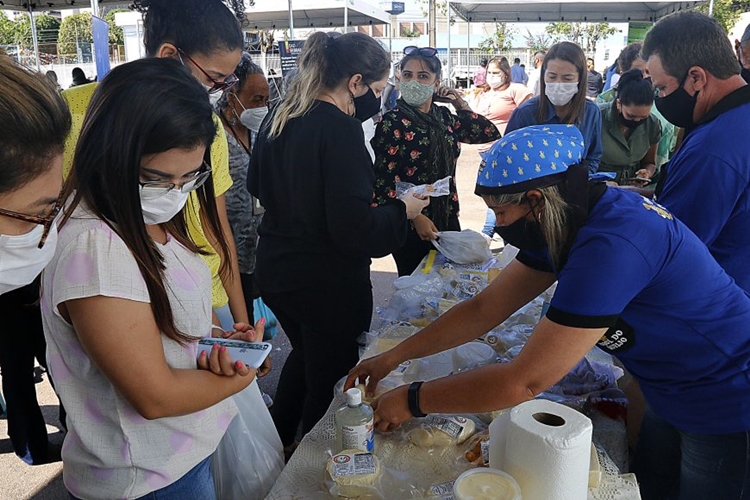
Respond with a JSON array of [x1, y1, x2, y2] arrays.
[[133, 0, 244, 57], [616, 68, 655, 107], [61, 58, 218, 345], [537, 42, 588, 125], [0, 57, 70, 195]]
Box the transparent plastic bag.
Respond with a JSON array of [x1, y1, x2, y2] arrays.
[[211, 381, 285, 500], [396, 175, 452, 198], [432, 230, 493, 265]]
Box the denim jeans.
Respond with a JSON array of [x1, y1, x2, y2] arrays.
[[68, 456, 216, 500], [482, 208, 497, 238], [631, 408, 750, 500]]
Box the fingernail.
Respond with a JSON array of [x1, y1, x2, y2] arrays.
[[212, 344, 219, 350], [260, 317, 266, 325], [235, 361, 244, 369], [220, 346, 226, 352]]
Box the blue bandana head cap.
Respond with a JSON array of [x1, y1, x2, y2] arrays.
[[475, 124, 585, 196]]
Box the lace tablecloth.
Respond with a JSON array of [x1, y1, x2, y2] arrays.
[[265, 393, 641, 500]]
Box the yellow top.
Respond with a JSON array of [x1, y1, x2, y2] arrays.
[[61, 82, 232, 309]]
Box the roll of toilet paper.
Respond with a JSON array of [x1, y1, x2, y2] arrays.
[[504, 399, 592, 500]]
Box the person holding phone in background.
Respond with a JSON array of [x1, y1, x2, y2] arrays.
[[597, 69, 662, 186], [371, 46, 501, 276]]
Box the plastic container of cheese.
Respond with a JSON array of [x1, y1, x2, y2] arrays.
[[453, 468, 522, 500]]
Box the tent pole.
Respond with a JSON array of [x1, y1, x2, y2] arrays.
[[467, 16, 470, 86], [288, 0, 295, 39], [708, 0, 715, 16], [28, 5, 40, 72], [344, 1, 348, 33], [446, 1, 451, 87]]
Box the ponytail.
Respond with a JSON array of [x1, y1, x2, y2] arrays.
[[269, 32, 390, 138]]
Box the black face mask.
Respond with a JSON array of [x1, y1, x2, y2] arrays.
[[493, 202, 547, 251], [655, 73, 697, 128], [619, 112, 645, 129], [354, 86, 381, 122]]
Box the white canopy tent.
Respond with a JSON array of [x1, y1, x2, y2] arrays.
[[449, 0, 705, 23], [444, 0, 706, 85], [244, 0, 390, 32]]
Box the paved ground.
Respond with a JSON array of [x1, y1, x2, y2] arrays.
[[0, 144, 492, 499]]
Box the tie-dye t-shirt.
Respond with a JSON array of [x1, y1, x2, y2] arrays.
[[41, 204, 236, 499]]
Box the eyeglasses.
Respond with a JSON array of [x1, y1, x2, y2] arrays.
[[0, 199, 62, 249], [177, 49, 238, 94], [139, 161, 213, 198], [404, 46, 438, 58]]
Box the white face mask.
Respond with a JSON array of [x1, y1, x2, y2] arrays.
[[139, 187, 190, 225], [545, 82, 579, 106], [208, 90, 222, 108], [240, 107, 269, 133], [486, 74, 506, 89], [0, 223, 58, 295]]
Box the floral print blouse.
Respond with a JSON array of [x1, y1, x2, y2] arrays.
[[372, 105, 500, 225]]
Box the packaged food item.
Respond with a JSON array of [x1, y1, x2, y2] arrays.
[[409, 415, 477, 448], [452, 468, 521, 500], [335, 388, 374, 453], [428, 480, 457, 499], [325, 450, 381, 498], [463, 430, 490, 466]]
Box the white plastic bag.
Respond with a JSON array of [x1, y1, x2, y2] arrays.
[[396, 175, 452, 198], [432, 230, 493, 265], [211, 380, 285, 500]]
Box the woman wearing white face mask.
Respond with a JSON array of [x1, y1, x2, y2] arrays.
[[505, 41, 602, 175], [0, 56, 70, 466], [216, 54, 270, 328], [43, 59, 276, 499], [477, 56, 534, 237], [486, 43, 602, 238], [476, 56, 534, 138]]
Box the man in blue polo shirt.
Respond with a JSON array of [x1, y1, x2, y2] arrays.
[[643, 11, 750, 291]]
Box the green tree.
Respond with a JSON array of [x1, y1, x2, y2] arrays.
[[58, 13, 93, 56], [0, 12, 16, 45], [478, 22, 518, 52], [696, 0, 750, 34], [13, 13, 60, 48], [523, 29, 554, 52], [545, 22, 619, 54], [103, 8, 129, 45]]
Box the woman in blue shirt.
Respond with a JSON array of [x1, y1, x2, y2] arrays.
[[483, 42, 602, 236], [348, 125, 750, 500]]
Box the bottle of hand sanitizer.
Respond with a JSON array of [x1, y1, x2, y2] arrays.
[[335, 388, 374, 453]]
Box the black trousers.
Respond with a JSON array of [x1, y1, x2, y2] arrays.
[[239, 272, 259, 323], [0, 282, 53, 464], [393, 214, 461, 277], [263, 283, 373, 447]]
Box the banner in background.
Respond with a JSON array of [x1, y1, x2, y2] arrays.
[[627, 22, 652, 44], [92, 16, 111, 80], [278, 40, 305, 77]]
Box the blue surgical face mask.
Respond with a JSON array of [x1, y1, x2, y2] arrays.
[[400, 80, 435, 107]]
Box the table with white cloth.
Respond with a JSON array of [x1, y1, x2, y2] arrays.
[[265, 250, 642, 500]]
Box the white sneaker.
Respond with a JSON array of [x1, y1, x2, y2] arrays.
[[262, 392, 273, 408]]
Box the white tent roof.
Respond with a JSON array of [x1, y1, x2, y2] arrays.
[[450, 0, 705, 23], [243, 0, 390, 30]]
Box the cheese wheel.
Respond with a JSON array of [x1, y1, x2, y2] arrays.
[[326, 450, 381, 498]]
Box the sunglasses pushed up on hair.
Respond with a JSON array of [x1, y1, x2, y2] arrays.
[[404, 46, 438, 57]]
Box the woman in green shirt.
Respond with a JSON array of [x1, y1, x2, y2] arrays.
[[597, 69, 662, 185]]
